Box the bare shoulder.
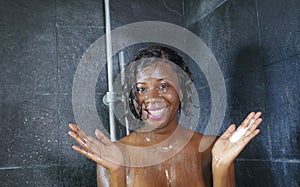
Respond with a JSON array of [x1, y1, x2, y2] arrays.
[[188, 130, 218, 151], [199, 134, 218, 152]]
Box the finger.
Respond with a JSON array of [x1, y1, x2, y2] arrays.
[[69, 123, 79, 132], [244, 118, 263, 136], [72, 145, 86, 153], [69, 124, 89, 144], [95, 129, 112, 145], [238, 111, 262, 130], [249, 118, 263, 130], [239, 129, 260, 148], [72, 145, 99, 160], [69, 128, 108, 155], [68, 130, 96, 151], [69, 124, 91, 143], [253, 111, 262, 119], [70, 125, 97, 145], [80, 130, 97, 143], [68, 131, 90, 149], [220, 124, 236, 140], [239, 112, 255, 129], [72, 145, 103, 162], [68, 131, 80, 141]]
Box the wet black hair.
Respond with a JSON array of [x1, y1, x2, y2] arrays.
[[126, 45, 192, 120]]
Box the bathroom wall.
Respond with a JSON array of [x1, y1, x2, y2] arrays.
[[0, 0, 299, 186], [0, 0, 183, 186], [184, 0, 299, 186]]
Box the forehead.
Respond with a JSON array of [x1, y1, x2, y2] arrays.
[[135, 61, 179, 82]]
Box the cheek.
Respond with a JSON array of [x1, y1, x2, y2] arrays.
[[163, 92, 181, 106], [135, 94, 144, 106]]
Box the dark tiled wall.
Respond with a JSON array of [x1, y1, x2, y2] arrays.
[[0, 0, 184, 186], [184, 0, 299, 186], [1, 0, 299, 186]]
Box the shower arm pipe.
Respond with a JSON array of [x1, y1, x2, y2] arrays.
[[104, 0, 116, 141]]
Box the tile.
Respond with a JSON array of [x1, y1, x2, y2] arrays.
[[235, 160, 276, 187], [0, 0, 55, 26], [258, 0, 300, 64], [267, 161, 300, 187], [110, 0, 184, 29], [0, 0, 57, 94], [60, 163, 97, 187], [57, 26, 104, 93], [264, 57, 300, 160], [283, 162, 300, 187], [187, 0, 262, 81], [56, 0, 183, 29], [0, 165, 60, 187], [56, 0, 104, 27], [0, 93, 59, 167], [184, 0, 226, 25]]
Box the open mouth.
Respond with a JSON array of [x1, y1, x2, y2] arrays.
[[145, 108, 166, 120]]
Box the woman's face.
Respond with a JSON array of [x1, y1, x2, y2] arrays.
[[135, 61, 183, 131]]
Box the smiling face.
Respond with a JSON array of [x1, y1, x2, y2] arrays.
[[134, 61, 183, 132]]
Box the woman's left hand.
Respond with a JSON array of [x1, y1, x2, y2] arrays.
[[212, 112, 263, 167]]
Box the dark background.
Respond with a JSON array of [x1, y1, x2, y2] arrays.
[[0, 0, 299, 186]]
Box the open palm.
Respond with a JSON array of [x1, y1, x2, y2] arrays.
[[212, 112, 263, 166], [68, 124, 123, 173]]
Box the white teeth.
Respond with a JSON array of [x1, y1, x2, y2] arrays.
[[149, 108, 165, 116]]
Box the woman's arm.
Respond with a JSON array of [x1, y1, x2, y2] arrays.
[[211, 112, 263, 187], [212, 161, 235, 187]]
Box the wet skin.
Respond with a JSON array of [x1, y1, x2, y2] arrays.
[[69, 61, 263, 187], [99, 61, 215, 186], [134, 61, 182, 134], [117, 128, 214, 187]]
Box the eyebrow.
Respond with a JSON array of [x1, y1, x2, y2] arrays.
[[136, 79, 165, 85]]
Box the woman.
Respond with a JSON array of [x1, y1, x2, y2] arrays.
[[69, 46, 263, 187]]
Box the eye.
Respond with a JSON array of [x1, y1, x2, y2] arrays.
[[158, 83, 169, 91], [137, 87, 146, 93]]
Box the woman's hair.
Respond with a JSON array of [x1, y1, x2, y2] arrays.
[[125, 45, 192, 120]]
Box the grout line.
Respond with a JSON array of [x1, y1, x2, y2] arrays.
[[263, 53, 300, 67], [54, 0, 62, 185], [236, 158, 300, 163], [162, 0, 183, 17], [182, 0, 185, 27], [255, 0, 263, 62], [56, 24, 105, 29], [186, 0, 227, 27], [0, 164, 60, 170], [255, 0, 273, 161]]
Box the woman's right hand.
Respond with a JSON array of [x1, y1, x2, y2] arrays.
[[68, 124, 123, 173]]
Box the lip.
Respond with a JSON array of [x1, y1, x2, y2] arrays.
[[145, 108, 166, 120]]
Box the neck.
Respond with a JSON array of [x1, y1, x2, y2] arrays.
[[136, 117, 179, 144]]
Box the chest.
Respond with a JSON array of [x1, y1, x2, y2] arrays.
[[125, 145, 207, 187]]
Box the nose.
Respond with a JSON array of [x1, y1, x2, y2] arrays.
[[144, 88, 161, 104]]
